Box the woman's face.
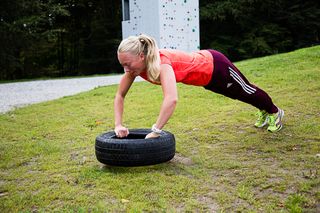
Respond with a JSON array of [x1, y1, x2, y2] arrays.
[[118, 52, 146, 76]]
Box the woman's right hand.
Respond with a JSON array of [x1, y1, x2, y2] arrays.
[[114, 73, 135, 139], [114, 125, 129, 138]]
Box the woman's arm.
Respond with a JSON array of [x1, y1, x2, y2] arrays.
[[146, 64, 178, 138], [114, 72, 135, 137]]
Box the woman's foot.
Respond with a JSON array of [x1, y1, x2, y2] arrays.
[[267, 108, 284, 132], [254, 110, 269, 128]]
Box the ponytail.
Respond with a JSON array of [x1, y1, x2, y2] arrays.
[[117, 34, 161, 82]]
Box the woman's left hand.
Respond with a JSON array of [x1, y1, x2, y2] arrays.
[[145, 132, 160, 139]]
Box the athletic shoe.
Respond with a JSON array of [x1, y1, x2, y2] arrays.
[[254, 110, 269, 128], [267, 108, 284, 132]]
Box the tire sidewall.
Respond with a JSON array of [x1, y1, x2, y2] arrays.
[[95, 129, 175, 166]]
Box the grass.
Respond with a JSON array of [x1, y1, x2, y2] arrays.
[[0, 46, 319, 212]]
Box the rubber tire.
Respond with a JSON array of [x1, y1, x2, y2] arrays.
[[95, 129, 175, 166]]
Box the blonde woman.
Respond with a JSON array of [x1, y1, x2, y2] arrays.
[[114, 34, 284, 139]]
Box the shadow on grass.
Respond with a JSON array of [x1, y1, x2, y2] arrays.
[[95, 153, 195, 175]]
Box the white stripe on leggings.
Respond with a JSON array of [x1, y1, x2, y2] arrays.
[[229, 67, 256, 94]]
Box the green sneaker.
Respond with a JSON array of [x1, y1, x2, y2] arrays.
[[267, 108, 284, 132], [254, 110, 269, 128]]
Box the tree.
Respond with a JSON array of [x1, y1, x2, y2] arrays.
[[1, 0, 319, 80], [200, 0, 320, 61], [78, 0, 123, 75], [0, 0, 70, 79]]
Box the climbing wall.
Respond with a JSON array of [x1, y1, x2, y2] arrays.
[[122, 0, 200, 52]]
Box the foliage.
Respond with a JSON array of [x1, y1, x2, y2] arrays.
[[0, 0, 122, 80], [0, 46, 319, 211], [0, 0, 319, 80], [200, 0, 320, 60]]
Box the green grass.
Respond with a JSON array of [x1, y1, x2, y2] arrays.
[[1, 46, 319, 212]]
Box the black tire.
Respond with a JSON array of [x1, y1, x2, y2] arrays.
[[95, 129, 175, 166]]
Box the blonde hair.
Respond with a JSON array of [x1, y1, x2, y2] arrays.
[[117, 34, 160, 82]]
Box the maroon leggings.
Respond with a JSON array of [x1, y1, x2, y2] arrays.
[[204, 50, 278, 114]]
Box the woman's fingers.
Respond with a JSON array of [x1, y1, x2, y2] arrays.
[[115, 128, 129, 138], [145, 132, 160, 139]]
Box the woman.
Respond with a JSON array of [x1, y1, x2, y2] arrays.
[[114, 34, 284, 139]]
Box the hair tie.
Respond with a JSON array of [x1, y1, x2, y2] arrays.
[[139, 39, 145, 44]]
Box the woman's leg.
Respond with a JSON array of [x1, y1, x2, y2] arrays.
[[205, 50, 278, 114], [205, 50, 284, 132]]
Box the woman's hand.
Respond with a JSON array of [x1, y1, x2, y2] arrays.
[[114, 125, 129, 138], [145, 132, 160, 139]]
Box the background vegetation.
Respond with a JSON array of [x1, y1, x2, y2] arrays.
[[0, 46, 319, 212], [0, 0, 319, 80]]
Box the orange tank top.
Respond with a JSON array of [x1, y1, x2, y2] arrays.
[[140, 49, 214, 86]]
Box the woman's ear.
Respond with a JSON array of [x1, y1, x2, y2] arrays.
[[139, 52, 145, 61]]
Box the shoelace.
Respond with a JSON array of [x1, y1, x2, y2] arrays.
[[268, 115, 276, 125], [257, 111, 267, 121]]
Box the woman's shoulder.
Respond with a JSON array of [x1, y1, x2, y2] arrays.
[[159, 48, 210, 55], [159, 49, 211, 62], [159, 49, 185, 56]]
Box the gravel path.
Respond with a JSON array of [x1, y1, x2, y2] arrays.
[[0, 75, 143, 114]]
